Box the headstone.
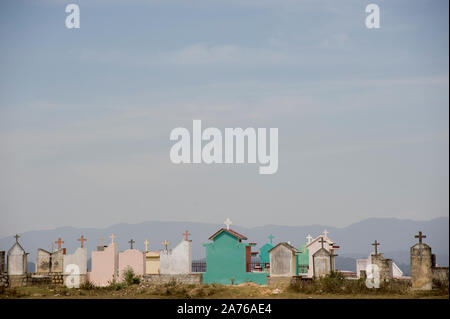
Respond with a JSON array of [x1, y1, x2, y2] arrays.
[[88, 234, 119, 287], [202, 223, 268, 285], [160, 234, 192, 275], [410, 231, 433, 290], [269, 242, 300, 277], [118, 248, 145, 281], [7, 234, 27, 276]]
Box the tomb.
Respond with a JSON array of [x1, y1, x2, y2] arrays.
[[160, 231, 192, 274], [356, 240, 407, 282], [63, 236, 88, 287], [269, 242, 300, 277], [88, 234, 119, 286], [306, 230, 339, 278], [312, 237, 336, 278], [409, 231, 449, 290], [202, 219, 268, 285], [144, 239, 161, 274], [7, 234, 28, 276], [118, 239, 146, 281], [36, 249, 52, 274], [259, 235, 275, 271]]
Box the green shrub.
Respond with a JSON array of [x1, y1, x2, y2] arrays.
[[122, 267, 141, 286]]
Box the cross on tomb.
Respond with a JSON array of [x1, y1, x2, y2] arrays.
[[161, 240, 170, 250], [77, 235, 87, 248], [224, 218, 232, 230], [109, 234, 116, 244], [306, 234, 313, 244], [268, 234, 275, 245], [55, 237, 64, 250], [319, 237, 326, 249], [415, 231, 426, 244], [323, 229, 329, 238], [14, 234, 20, 243], [128, 239, 135, 249], [182, 230, 191, 241], [144, 239, 149, 252], [372, 240, 380, 255]]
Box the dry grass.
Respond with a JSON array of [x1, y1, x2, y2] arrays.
[[0, 281, 448, 299]]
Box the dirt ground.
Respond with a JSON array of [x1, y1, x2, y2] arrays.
[[1, 283, 448, 299]]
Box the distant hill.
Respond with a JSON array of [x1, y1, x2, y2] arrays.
[[0, 217, 448, 273]]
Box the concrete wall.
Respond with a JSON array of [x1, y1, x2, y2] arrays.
[[118, 249, 145, 280], [142, 273, 202, 285], [269, 245, 294, 277], [0, 273, 8, 287], [160, 240, 192, 275], [267, 276, 310, 289], [63, 247, 87, 275], [432, 267, 449, 289]]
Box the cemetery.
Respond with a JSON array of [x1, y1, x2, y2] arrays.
[[0, 220, 448, 299]]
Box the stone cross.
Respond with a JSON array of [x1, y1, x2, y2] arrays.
[[415, 231, 426, 244], [268, 234, 275, 245], [99, 237, 105, 246], [182, 230, 191, 241], [14, 234, 20, 243], [323, 229, 329, 238], [372, 240, 380, 255], [161, 240, 170, 250], [128, 239, 135, 249], [224, 218, 232, 230], [144, 239, 149, 252], [77, 235, 87, 248], [55, 237, 64, 250], [110, 234, 116, 244], [306, 234, 313, 244], [319, 237, 326, 249]]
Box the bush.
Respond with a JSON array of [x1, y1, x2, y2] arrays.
[[123, 267, 141, 286]]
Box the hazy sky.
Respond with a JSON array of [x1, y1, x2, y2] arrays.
[[0, 0, 448, 238]]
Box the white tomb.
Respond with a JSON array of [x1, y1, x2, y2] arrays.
[[160, 238, 192, 274], [7, 235, 28, 276], [306, 230, 339, 278]]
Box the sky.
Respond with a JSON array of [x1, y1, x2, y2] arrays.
[[0, 0, 448, 238]]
